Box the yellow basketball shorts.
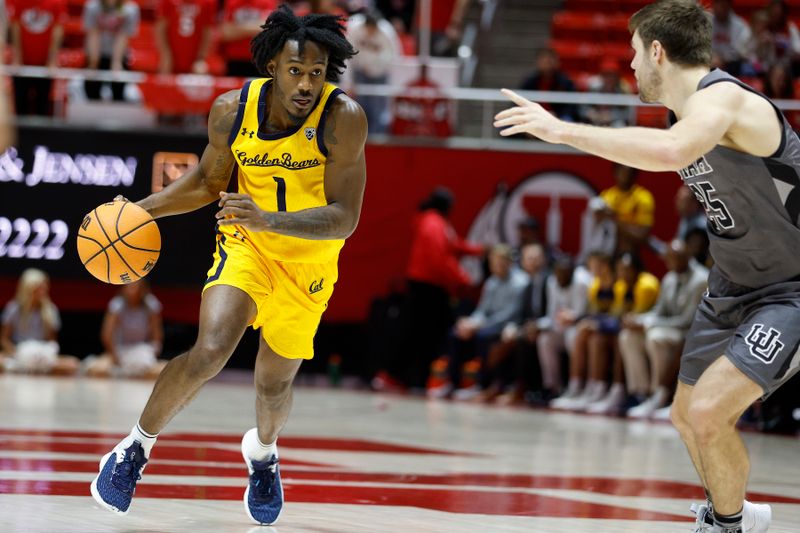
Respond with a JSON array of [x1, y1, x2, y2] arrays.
[[202, 232, 337, 360]]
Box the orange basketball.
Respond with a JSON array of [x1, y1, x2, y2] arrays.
[[76, 201, 161, 285]]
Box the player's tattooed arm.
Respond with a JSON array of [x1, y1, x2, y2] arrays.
[[216, 95, 368, 239], [137, 90, 238, 219]]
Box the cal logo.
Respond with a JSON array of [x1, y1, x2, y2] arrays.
[[304, 127, 316, 141], [309, 278, 324, 294]]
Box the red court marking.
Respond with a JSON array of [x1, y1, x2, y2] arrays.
[[0, 429, 470, 456], [0, 479, 689, 521], [0, 458, 327, 474], [2, 459, 797, 504]]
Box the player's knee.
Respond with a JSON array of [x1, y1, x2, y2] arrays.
[[255, 376, 293, 402], [686, 399, 726, 443], [186, 340, 234, 380]]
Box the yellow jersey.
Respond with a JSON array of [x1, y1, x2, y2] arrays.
[[600, 184, 655, 227], [226, 78, 344, 263]]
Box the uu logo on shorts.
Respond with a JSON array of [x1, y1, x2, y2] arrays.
[[744, 324, 784, 364]]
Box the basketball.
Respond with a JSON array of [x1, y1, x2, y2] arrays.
[[77, 201, 161, 285]]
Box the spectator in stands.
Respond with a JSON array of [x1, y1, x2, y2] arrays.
[[763, 59, 795, 99], [600, 163, 655, 255], [711, 0, 753, 76], [0, 269, 78, 374], [533, 254, 589, 404], [416, 0, 469, 57], [766, 0, 800, 70], [674, 186, 706, 241], [372, 187, 483, 392], [551, 251, 616, 410], [478, 243, 549, 404], [376, 0, 415, 35], [82, 0, 140, 102], [433, 244, 528, 400], [0, 0, 6, 62], [85, 280, 166, 379], [580, 59, 633, 128], [220, 0, 277, 77], [583, 252, 659, 414], [685, 226, 713, 269], [581, 196, 617, 264], [346, 10, 400, 134], [7, 0, 66, 116], [154, 0, 216, 75], [620, 240, 708, 419], [748, 9, 775, 76], [520, 48, 578, 122]]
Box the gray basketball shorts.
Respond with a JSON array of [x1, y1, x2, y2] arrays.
[[679, 268, 800, 397]]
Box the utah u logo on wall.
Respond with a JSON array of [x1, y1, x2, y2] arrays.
[[745, 324, 784, 364]]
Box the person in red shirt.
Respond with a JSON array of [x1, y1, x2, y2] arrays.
[[220, 0, 277, 77], [7, 0, 66, 116], [392, 187, 484, 390], [155, 0, 216, 75]]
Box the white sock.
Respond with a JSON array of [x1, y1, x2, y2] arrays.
[[129, 422, 158, 458], [242, 427, 277, 461]]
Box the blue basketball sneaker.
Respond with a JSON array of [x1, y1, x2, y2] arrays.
[[90, 439, 148, 515], [241, 432, 283, 525]]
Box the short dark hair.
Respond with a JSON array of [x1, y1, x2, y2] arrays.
[[251, 5, 357, 82], [629, 0, 712, 67]]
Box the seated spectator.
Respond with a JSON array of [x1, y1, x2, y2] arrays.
[[585, 252, 660, 414], [8, 0, 66, 116], [430, 244, 528, 399], [0, 269, 78, 374], [711, 0, 752, 76], [416, 0, 469, 57], [85, 280, 166, 379], [532, 255, 589, 404], [766, 0, 800, 71], [674, 186, 706, 242], [376, 0, 415, 35], [600, 163, 655, 256], [83, 0, 140, 102], [373, 187, 483, 392], [220, 0, 277, 77], [520, 48, 578, 122], [154, 0, 216, 75], [551, 251, 616, 410], [763, 59, 794, 99], [748, 9, 774, 76], [346, 10, 400, 134], [685, 226, 713, 269], [580, 59, 633, 127], [620, 240, 708, 419], [581, 197, 617, 264], [478, 243, 549, 404]]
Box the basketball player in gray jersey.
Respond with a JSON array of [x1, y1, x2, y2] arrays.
[[496, 1, 794, 532]]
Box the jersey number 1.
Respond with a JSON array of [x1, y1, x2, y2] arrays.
[[273, 177, 287, 212]]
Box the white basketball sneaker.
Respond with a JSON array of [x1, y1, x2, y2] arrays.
[[743, 500, 771, 533]]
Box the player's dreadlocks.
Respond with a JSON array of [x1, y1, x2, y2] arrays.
[[251, 5, 357, 82]]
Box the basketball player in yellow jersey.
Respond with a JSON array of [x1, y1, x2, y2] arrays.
[[91, 7, 366, 525]]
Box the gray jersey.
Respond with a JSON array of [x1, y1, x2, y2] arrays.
[[675, 69, 800, 288]]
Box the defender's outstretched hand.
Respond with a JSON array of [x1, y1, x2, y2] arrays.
[[494, 89, 564, 144]]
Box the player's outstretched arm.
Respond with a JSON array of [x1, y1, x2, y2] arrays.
[[137, 91, 239, 219], [494, 85, 755, 172], [216, 95, 368, 240]]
